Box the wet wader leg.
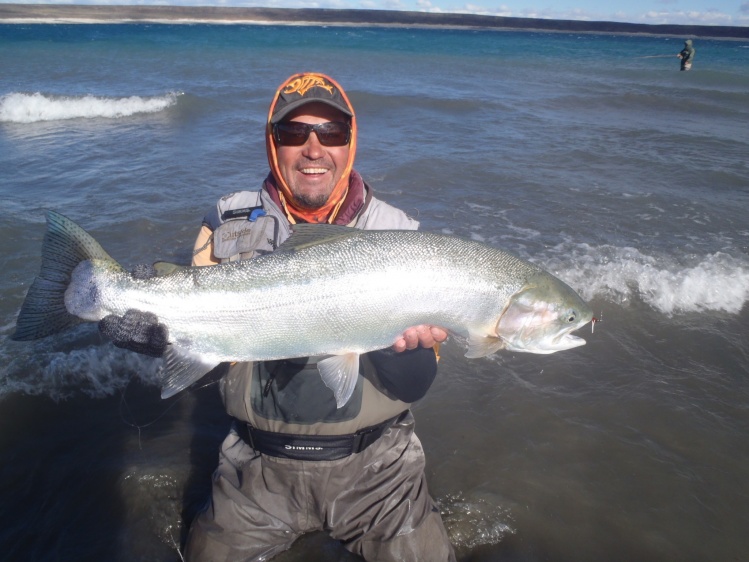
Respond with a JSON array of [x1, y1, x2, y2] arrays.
[[185, 417, 455, 561], [327, 414, 457, 562], [183, 430, 309, 562], [357, 508, 456, 562]]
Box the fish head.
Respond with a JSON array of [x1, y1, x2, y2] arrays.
[[496, 272, 593, 354]]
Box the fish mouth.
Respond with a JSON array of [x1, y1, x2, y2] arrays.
[[517, 327, 587, 354], [499, 325, 588, 355], [552, 331, 587, 350], [543, 315, 592, 351]]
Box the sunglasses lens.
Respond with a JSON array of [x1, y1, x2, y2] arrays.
[[274, 123, 309, 146], [315, 122, 350, 146], [274, 122, 350, 147]]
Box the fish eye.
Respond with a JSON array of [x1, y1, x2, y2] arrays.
[[565, 311, 577, 323]]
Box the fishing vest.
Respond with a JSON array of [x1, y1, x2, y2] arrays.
[[204, 187, 421, 434]]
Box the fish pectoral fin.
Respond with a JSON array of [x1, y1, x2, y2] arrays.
[[160, 345, 219, 399], [317, 353, 361, 409], [464, 334, 506, 359]]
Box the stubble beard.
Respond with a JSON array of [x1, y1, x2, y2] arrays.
[[293, 191, 331, 209], [288, 159, 337, 210]]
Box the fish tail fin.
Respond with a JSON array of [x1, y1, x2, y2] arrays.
[[12, 211, 120, 341]]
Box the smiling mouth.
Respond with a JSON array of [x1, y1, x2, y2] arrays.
[[300, 167, 329, 175]]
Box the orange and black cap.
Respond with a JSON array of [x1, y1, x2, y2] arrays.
[[270, 73, 353, 124]]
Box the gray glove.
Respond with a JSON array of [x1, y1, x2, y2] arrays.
[[98, 264, 168, 357], [99, 309, 169, 358]]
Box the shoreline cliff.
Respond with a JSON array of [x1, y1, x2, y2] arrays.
[[1, 4, 748, 39]]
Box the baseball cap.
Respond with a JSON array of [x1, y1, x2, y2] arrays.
[[270, 73, 353, 124]]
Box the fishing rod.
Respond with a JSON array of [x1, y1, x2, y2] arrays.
[[638, 55, 675, 58]]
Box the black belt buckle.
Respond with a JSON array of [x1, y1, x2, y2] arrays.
[[352, 421, 385, 454]]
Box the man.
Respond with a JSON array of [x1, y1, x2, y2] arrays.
[[103, 72, 455, 561], [677, 39, 695, 71]]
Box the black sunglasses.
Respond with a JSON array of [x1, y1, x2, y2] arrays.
[[272, 121, 351, 147]]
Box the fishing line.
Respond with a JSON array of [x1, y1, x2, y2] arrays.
[[118, 377, 220, 450], [166, 533, 186, 562], [117, 377, 219, 561]]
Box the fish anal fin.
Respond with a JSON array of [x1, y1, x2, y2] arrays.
[[465, 334, 506, 359], [318, 352, 361, 409], [160, 345, 219, 399]]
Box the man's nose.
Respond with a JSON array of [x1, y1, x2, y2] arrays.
[[302, 131, 326, 159]]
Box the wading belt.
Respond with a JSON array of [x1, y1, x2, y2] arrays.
[[236, 411, 408, 461]]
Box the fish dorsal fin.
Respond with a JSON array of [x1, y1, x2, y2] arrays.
[[152, 261, 188, 276], [277, 224, 359, 253]]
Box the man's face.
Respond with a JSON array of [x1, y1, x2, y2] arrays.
[[275, 102, 351, 210]]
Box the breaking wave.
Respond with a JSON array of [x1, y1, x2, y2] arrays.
[[0, 91, 181, 123], [547, 244, 749, 316], [0, 327, 163, 402]]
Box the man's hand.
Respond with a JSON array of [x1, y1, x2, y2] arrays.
[[392, 325, 448, 352], [99, 309, 169, 358], [98, 264, 169, 357]]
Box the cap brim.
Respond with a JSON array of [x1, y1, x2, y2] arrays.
[[270, 98, 353, 124]]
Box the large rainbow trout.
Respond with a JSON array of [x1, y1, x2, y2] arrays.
[[13, 211, 593, 407]]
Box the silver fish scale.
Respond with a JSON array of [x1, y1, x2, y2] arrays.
[[90, 230, 545, 362]]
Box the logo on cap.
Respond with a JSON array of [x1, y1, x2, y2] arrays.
[[283, 75, 334, 97]]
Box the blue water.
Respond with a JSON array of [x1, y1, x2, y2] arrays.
[[1, 22, 748, 562]]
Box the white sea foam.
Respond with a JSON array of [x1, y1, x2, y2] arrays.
[[439, 491, 515, 549], [546, 245, 749, 316], [0, 92, 181, 123], [1, 343, 162, 401]]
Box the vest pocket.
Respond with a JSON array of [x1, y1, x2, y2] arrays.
[[251, 359, 363, 424], [213, 217, 276, 259]]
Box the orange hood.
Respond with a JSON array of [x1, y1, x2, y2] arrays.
[[265, 72, 358, 224]]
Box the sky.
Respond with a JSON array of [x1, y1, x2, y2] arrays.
[[3, 0, 749, 27]]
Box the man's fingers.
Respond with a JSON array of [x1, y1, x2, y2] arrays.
[[392, 325, 449, 352], [392, 338, 407, 353], [429, 326, 449, 343]]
